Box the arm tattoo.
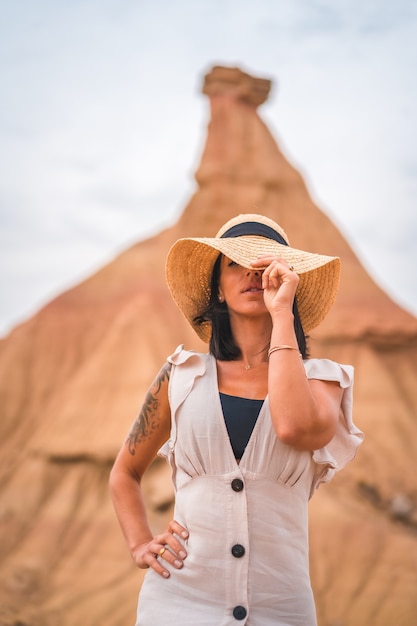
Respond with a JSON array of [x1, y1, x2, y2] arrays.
[[126, 362, 172, 455]]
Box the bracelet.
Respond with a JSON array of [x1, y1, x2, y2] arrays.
[[268, 345, 301, 357]]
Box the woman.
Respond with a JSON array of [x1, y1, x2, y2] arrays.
[[109, 213, 363, 625]]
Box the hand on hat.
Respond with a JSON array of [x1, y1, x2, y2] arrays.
[[251, 256, 299, 317]]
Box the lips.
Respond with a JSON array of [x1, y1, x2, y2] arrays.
[[243, 284, 263, 293]]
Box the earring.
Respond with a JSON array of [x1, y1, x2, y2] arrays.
[[218, 295, 224, 302]]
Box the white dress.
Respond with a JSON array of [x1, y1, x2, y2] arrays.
[[135, 346, 363, 626]]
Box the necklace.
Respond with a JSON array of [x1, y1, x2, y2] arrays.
[[242, 344, 269, 370], [243, 361, 269, 370], [244, 362, 264, 370]]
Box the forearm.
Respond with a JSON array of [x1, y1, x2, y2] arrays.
[[109, 467, 153, 556], [268, 311, 320, 446], [110, 462, 190, 578]]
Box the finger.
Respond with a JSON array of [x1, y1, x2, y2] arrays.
[[142, 545, 171, 578], [153, 520, 189, 563], [264, 273, 298, 296], [168, 520, 189, 540], [252, 256, 296, 271], [263, 260, 297, 282], [160, 533, 188, 562], [251, 254, 278, 264], [163, 520, 189, 559], [261, 261, 283, 289], [249, 259, 269, 269], [144, 538, 185, 578], [157, 543, 186, 571]]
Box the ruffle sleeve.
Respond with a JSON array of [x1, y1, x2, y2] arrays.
[[304, 358, 364, 494], [158, 345, 207, 461]]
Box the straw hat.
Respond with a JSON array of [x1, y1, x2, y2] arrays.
[[166, 213, 340, 341]]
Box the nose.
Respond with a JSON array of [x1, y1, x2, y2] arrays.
[[246, 268, 260, 276]]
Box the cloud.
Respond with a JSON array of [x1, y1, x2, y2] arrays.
[[0, 0, 416, 336]]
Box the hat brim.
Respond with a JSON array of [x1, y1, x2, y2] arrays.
[[166, 235, 340, 341]]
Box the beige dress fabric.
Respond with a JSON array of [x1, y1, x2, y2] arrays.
[[135, 346, 363, 626]]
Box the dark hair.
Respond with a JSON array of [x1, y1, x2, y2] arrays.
[[194, 255, 309, 360]]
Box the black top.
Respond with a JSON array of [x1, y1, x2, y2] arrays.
[[220, 392, 264, 459]]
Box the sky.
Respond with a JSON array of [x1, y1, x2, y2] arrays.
[[1, 0, 417, 337]]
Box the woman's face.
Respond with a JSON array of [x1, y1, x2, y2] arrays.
[[218, 255, 268, 318]]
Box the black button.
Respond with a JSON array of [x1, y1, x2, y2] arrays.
[[231, 478, 244, 492], [233, 605, 247, 620], [231, 543, 245, 558]]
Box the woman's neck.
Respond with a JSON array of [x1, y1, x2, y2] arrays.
[[229, 316, 271, 369]]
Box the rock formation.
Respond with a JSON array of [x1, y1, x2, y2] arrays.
[[0, 65, 416, 626]]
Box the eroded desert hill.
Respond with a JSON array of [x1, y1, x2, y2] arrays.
[[0, 66, 416, 626]]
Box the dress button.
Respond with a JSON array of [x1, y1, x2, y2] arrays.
[[231, 543, 245, 558], [233, 605, 247, 620], [231, 478, 244, 492]]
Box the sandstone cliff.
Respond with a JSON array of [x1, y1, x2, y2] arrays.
[[0, 65, 416, 626]]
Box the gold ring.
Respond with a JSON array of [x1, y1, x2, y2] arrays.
[[159, 547, 166, 557]]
